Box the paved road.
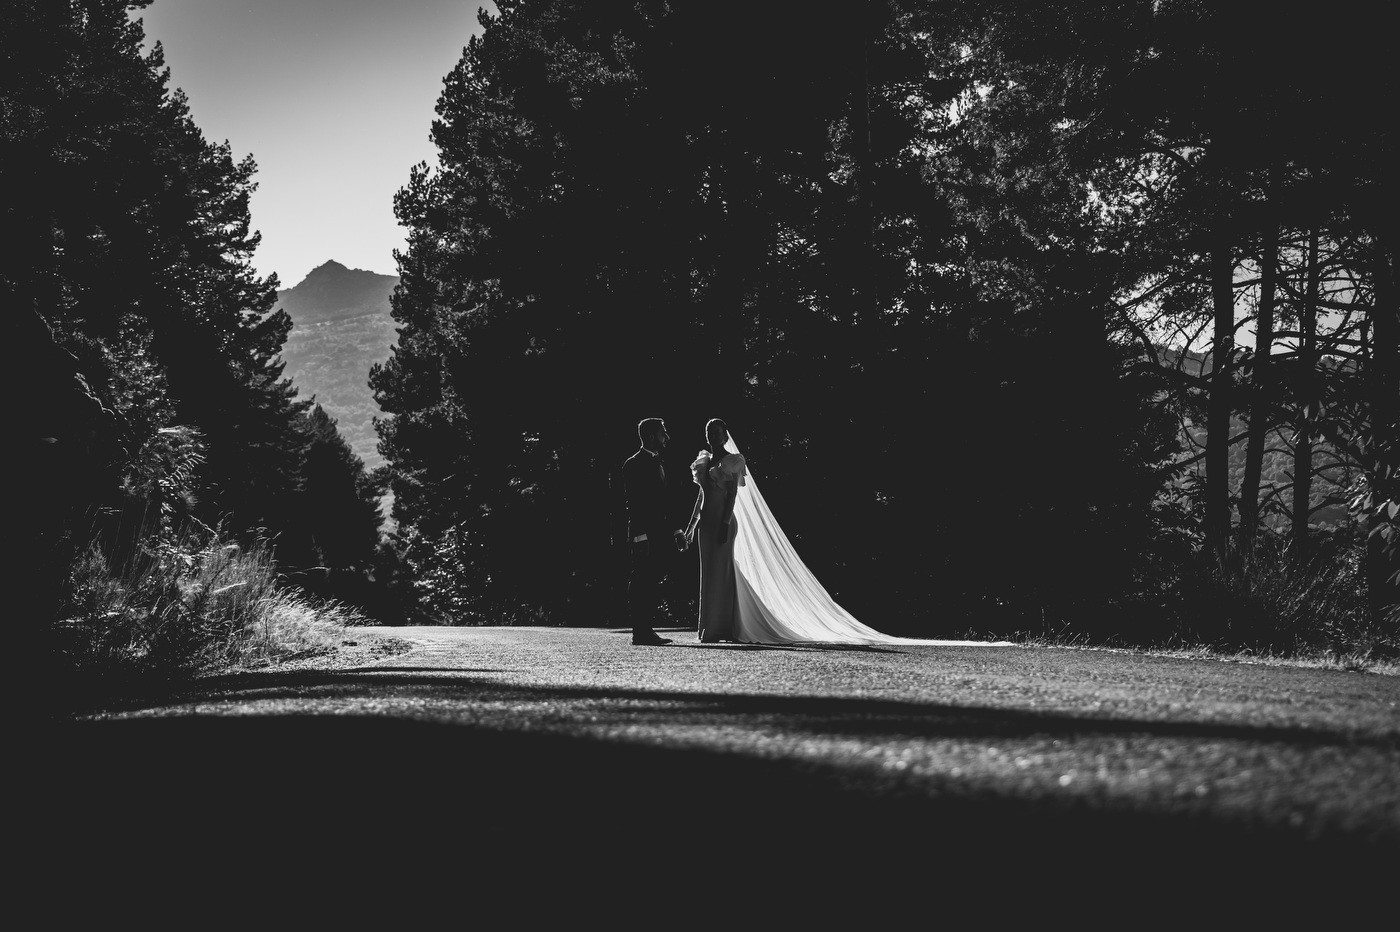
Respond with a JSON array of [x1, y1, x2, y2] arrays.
[[33, 626, 1400, 922]]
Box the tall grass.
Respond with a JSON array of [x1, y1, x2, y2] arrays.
[[53, 523, 366, 690]]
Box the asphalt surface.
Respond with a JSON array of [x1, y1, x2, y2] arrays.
[[29, 626, 1400, 924]]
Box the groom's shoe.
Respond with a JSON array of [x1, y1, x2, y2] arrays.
[[632, 632, 672, 646]]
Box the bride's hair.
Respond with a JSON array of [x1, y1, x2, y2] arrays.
[[705, 418, 727, 447]]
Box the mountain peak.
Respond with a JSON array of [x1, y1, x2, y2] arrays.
[[289, 259, 399, 288], [276, 259, 399, 325]]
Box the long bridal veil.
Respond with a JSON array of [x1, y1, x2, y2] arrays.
[[724, 433, 1011, 646]]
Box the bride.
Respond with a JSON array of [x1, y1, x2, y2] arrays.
[[683, 419, 1010, 646]]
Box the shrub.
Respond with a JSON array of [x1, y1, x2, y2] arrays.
[[1168, 526, 1381, 655], [51, 521, 364, 695]]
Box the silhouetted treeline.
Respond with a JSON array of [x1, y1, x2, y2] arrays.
[[3, 1, 392, 634], [369, 0, 1395, 645]]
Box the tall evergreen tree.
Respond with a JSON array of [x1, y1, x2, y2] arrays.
[[299, 404, 384, 574]]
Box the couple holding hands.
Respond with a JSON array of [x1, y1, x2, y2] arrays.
[[622, 416, 745, 645], [621, 416, 1007, 648]]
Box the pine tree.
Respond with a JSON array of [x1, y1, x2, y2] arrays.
[[299, 404, 383, 575]]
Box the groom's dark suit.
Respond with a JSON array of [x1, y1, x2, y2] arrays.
[[622, 446, 671, 640]]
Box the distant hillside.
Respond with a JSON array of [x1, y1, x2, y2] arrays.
[[275, 260, 398, 471]]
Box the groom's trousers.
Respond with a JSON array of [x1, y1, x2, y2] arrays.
[[627, 538, 666, 637]]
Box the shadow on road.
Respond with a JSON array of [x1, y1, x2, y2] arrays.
[[119, 667, 1400, 752], [27, 697, 1396, 923]]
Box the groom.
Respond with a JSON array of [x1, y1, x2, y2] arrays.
[[622, 417, 684, 645]]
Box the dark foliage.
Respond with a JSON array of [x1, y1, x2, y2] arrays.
[[11, 1, 1390, 653], [371, 0, 1188, 636], [369, 0, 1395, 645]]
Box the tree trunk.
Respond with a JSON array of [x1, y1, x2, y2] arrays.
[[1291, 226, 1320, 562], [1239, 200, 1279, 548], [1366, 231, 1400, 620], [712, 150, 753, 414], [1205, 233, 1237, 570], [843, 0, 880, 531], [851, 0, 875, 340]]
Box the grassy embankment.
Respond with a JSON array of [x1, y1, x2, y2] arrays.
[[53, 528, 367, 692]]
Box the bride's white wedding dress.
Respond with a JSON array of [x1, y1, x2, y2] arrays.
[[723, 434, 1012, 647]]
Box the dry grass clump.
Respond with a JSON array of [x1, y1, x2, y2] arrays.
[[233, 593, 364, 666], [54, 525, 365, 686], [1147, 644, 1400, 676]]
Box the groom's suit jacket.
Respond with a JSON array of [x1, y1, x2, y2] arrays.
[[622, 447, 669, 544]]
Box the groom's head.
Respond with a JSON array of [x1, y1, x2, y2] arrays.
[[637, 417, 668, 452]]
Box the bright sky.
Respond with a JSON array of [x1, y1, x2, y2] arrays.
[[134, 0, 494, 288]]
